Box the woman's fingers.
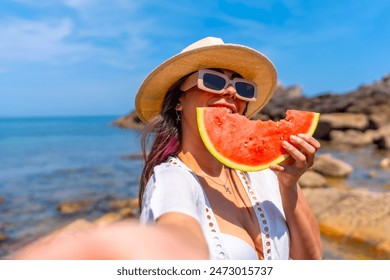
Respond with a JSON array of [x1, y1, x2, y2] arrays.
[[270, 134, 320, 187], [279, 134, 319, 167], [269, 163, 285, 172], [270, 134, 320, 174], [282, 140, 307, 168], [290, 135, 315, 155], [296, 134, 321, 151]]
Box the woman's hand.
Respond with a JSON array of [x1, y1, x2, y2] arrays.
[[269, 133, 322, 259], [269, 133, 321, 188]]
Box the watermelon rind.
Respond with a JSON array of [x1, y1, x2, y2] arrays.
[[196, 107, 320, 172]]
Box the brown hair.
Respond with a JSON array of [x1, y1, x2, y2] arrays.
[[138, 78, 184, 208]]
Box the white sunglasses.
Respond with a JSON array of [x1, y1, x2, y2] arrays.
[[180, 69, 257, 102]]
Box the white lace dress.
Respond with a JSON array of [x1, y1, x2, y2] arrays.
[[139, 157, 290, 260]]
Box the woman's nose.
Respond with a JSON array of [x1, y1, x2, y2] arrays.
[[221, 85, 237, 100]]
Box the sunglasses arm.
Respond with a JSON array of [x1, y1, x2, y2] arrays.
[[180, 72, 199, 92]]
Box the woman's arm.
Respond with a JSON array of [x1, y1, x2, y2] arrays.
[[278, 183, 322, 259], [270, 134, 322, 260], [9, 215, 209, 260], [155, 212, 209, 258]]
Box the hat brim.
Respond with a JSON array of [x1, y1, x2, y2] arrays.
[[135, 43, 277, 123]]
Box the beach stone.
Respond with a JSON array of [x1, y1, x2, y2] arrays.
[[350, 211, 390, 247], [299, 171, 327, 188], [330, 130, 374, 146], [379, 158, 390, 169], [303, 188, 390, 258], [112, 111, 144, 130], [118, 207, 139, 218], [57, 200, 92, 214], [319, 113, 369, 131], [368, 103, 390, 129], [93, 213, 122, 226], [109, 198, 139, 210], [303, 188, 349, 217], [375, 124, 390, 136], [0, 232, 6, 243], [312, 154, 353, 177], [121, 153, 143, 160], [109, 198, 140, 218]]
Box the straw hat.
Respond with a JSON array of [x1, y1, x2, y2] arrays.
[[135, 37, 277, 123]]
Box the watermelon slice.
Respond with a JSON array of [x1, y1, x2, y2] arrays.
[[196, 107, 320, 171]]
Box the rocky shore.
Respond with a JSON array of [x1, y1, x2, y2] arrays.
[[112, 74, 390, 151], [2, 74, 389, 259], [5, 183, 389, 259]]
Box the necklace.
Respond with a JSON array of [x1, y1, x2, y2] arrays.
[[197, 167, 232, 194]]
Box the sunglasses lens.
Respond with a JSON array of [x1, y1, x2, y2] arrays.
[[203, 73, 227, 91], [235, 82, 255, 99]]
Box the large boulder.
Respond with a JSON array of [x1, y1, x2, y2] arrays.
[[368, 102, 390, 129], [312, 154, 353, 177], [319, 113, 369, 131], [57, 200, 93, 214], [298, 170, 327, 188], [303, 188, 390, 258], [329, 130, 376, 146]]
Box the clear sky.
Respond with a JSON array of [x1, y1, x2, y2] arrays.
[[1, 0, 389, 117]]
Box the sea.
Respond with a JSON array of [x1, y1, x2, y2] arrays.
[[0, 115, 389, 259], [0, 115, 143, 257]]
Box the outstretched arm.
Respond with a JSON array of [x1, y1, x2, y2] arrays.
[[9, 215, 209, 260]]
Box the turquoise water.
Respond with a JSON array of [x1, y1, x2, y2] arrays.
[[0, 116, 143, 257]]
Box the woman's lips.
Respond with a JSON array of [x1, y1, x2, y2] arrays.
[[208, 103, 236, 113]]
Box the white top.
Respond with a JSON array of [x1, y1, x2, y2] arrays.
[[140, 157, 290, 260]]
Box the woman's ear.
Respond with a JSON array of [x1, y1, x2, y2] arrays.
[[175, 101, 183, 111]]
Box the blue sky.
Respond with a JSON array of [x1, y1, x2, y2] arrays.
[[1, 0, 389, 117]]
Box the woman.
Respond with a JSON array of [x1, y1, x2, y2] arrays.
[[137, 37, 322, 260], [11, 37, 321, 260]]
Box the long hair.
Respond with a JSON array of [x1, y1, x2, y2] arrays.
[[138, 78, 185, 208]]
